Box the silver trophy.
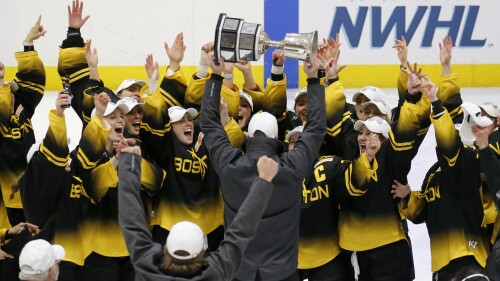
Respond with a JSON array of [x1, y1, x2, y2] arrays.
[[214, 13, 318, 64]]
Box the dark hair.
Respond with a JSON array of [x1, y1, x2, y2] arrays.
[[160, 249, 208, 278]]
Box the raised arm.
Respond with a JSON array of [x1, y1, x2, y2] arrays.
[[284, 56, 327, 179]]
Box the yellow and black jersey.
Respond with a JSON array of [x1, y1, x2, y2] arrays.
[[400, 108, 489, 272], [20, 110, 92, 265], [337, 99, 427, 252], [299, 155, 376, 269], [185, 73, 240, 119], [57, 31, 90, 124], [437, 73, 463, 123], [146, 130, 224, 235], [323, 80, 356, 159], [0, 50, 45, 211]]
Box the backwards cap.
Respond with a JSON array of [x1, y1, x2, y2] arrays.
[[247, 112, 278, 138], [166, 221, 207, 260]]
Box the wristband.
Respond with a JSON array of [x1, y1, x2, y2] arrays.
[[271, 64, 284, 75], [224, 73, 234, 79]]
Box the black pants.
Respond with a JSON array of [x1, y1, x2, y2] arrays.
[[298, 251, 354, 281], [433, 256, 488, 281], [152, 224, 225, 252], [80, 252, 135, 281], [354, 240, 413, 281], [59, 260, 83, 281]]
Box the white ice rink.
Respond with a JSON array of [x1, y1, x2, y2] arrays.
[[30, 88, 499, 281]]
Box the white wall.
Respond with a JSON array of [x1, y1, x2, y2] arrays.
[[1, 0, 263, 67]]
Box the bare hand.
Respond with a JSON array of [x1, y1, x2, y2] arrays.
[[219, 97, 230, 126], [223, 62, 234, 76], [85, 39, 98, 68], [271, 49, 285, 66], [365, 133, 381, 161], [391, 180, 411, 199], [393, 35, 408, 68], [257, 155, 279, 182], [303, 55, 324, 78], [94, 92, 109, 119], [201, 42, 214, 53], [67, 0, 90, 29], [165, 32, 186, 71], [113, 138, 136, 157], [420, 74, 438, 102], [406, 62, 423, 95], [234, 60, 252, 74], [471, 125, 490, 149], [121, 145, 141, 155], [8, 222, 39, 236], [56, 90, 71, 117], [439, 36, 452, 67], [325, 50, 346, 80], [24, 15, 47, 43], [145, 54, 159, 81], [0, 249, 13, 260], [207, 51, 224, 75], [328, 33, 341, 60]]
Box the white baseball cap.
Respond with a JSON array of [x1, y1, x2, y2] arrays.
[[19, 239, 65, 275], [354, 116, 391, 138], [294, 87, 308, 102], [103, 101, 129, 117], [116, 97, 145, 114], [168, 106, 198, 123], [248, 112, 278, 138], [361, 98, 392, 120], [285, 125, 304, 141], [352, 86, 385, 103], [240, 91, 254, 111], [166, 221, 207, 260], [479, 102, 500, 118], [116, 79, 147, 94], [459, 102, 494, 146]]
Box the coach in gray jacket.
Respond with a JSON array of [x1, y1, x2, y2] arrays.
[[200, 53, 326, 281], [118, 146, 279, 280]]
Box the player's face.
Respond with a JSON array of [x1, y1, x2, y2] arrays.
[[357, 126, 384, 155], [124, 106, 144, 137], [287, 132, 301, 151], [362, 104, 387, 121], [119, 84, 142, 102], [104, 109, 125, 142], [355, 94, 370, 120], [294, 94, 307, 123], [238, 98, 252, 129], [481, 109, 500, 132], [172, 114, 194, 145]]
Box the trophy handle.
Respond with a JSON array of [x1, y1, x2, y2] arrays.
[[213, 13, 227, 65]]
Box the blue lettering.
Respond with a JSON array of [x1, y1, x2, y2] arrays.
[[330, 7, 368, 47], [330, 6, 485, 48], [460, 6, 486, 47], [422, 6, 464, 47]]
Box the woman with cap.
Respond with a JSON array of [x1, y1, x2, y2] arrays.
[[118, 145, 279, 280], [395, 76, 491, 281], [18, 239, 65, 281], [289, 124, 380, 281]]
